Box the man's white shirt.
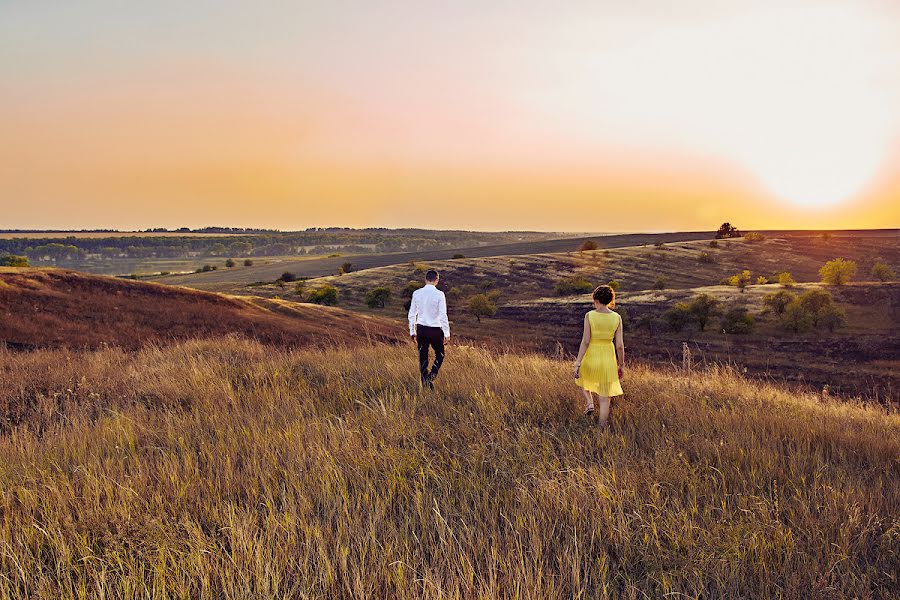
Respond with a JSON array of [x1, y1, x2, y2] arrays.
[[407, 284, 450, 338]]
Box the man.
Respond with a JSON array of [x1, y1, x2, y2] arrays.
[[407, 269, 450, 389]]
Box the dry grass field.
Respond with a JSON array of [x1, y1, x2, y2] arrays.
[[0, 338, 897, 598], [0, 269, 402, 350]]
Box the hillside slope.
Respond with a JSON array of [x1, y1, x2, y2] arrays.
[[0, 268, 403, 350], [0, 339, 897, 597]]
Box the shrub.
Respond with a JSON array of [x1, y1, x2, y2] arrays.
[[782, 301, 814, 333], [697, 252, 715, 264], [340, 262, 353, 275], [763, 290, 796, 316], [715, 222, 741, 239], [871, 262, 896, 282], [819, 258, 856, 285], [756, 276, 769, 285], [555, 276, 593, 296], [0, 254, 29, 267], [580, 240, 598, 251], [798, 289, 834, 327], [721, 307, 755, 334], [665, 303, 691, 332], [778, 272, 796, 288], [607, 280, 620, 291], [365, 287, 391, 308], [725, 270, 751, 292], [468, 294, 497, 322], [243, 259, 254, 267], [708, 240, 719, 248], [479, 278, 495, 291], [744, 232, 766, 242], [294, 282, 306, 297], [447, 286, 462, 300], [307, 286, 339, 306], [654, 242, 665, 248], [195, 264, 217, 273], [225, 258, 235, 268], [653, 277, 667, 290], [452, 254, 466, 259], [280, 271, 297, 283], [819, 304, 846, 332], [413, 263, 428, 273]]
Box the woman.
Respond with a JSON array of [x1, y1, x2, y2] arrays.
[[573, 285, 624, 427]]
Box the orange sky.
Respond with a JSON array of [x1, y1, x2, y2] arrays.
[[2, 1, 899, 232]]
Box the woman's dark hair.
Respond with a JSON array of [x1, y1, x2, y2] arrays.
[[592, 285, 615, 307]]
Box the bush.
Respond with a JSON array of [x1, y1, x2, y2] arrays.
[[340, 262, 353, 275], [452, 254, 466, 259], [364, 287, 391, 309], [479, 278, 495, 291], [654, 242, 665, 248], [819, 304, 846, 332], [708, 240, 719, 249], [580, 240, 598, 251], [725, 270, 751, 292], [778, 272, 796, 288], [555, 276, 593, 296], [819, 258, 856, 285], [715, 222, 741, 239], [665, 303, 691, 332], [447, 286, 462, 300], [653, 277, 667, 290], [744, 232, 766, 242], [469, 294, 497, 322], [0, 254, 29, 267], [413, 263, 428, 273], [687, 294, 721, 331], [280, 271, 297, 283], [871, 262, 896, 282], [607, 280, 620, 291], [195, 264, 217, 273], [763, 290, 796, 316], [697, 252, 715, 264], [798, 289, 833, 327], [307, 286, 339, 306], [782, 301, 814, 333], [756, 276, 769, 285], [243, 259, 254, 267], [225, 258, 235, 268], [294, 282, 306, 297], [721, 307, 755, 334]]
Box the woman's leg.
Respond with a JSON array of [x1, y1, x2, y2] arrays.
[[595, 395, 610, 426], [580, 389, 595, 414]]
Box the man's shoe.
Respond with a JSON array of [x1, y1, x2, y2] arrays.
[[423, 375, 434, 390]]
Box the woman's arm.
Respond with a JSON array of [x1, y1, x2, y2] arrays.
[[615, 314, 625, 378], [573, 313, 591, 378]]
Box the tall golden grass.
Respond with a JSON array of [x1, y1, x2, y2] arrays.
[[0, 338, 897, 598]]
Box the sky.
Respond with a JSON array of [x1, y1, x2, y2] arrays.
[[2, 0, 899, 232]]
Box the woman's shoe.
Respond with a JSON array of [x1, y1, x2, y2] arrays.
[[583, 407, 595, 418]]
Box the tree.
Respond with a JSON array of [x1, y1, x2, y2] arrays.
[[798, 289, 833, 327], [243, 259, 254, 267], [819, 258, 857, 285], [725, 270, 751, 292], [819, 304, 846, 332], [452, 254, 466, 259], [225, 258, 236, 268], [607, 280, 620, 290], [666, 303, 692, 332], [778, 272, 796, 288], [280, 271, 297, 283], [782, 301, 814, 333], [307, 285, 339, 306], [687, 294, 721, 331], [0, 254, 28, 267], [580, 240, 598, 251], [721, 306, 755, 334], [871, 262, 896, 282], [469, 294, 497, 322], [555, 276, 593, 296], [715, 223, 741, 239], [340, 262, 353, 275], [365, 287, 391, 308], [763, 290, 796, 316]]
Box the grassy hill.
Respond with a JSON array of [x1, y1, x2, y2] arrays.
[[0, 338, 896, 597], [0, 268, 403, 350]]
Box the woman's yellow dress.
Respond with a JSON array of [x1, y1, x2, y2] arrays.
[[576, 310, 624, 397]]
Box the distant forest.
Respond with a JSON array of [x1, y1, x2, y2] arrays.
[[0, 228, 560, 262]]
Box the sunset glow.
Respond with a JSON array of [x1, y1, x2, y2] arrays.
[[2, 1, 899, 230]]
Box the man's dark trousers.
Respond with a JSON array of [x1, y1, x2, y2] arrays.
[[416, 325, 445, 383]]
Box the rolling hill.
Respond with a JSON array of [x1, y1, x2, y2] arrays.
[[0, 268, 403, 350]]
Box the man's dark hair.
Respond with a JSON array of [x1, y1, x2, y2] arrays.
[[592, 285, 615, 306], [425, 269, 439, 282]]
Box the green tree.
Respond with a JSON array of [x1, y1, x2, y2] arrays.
[[778, 272, 796, 288], [665, 303, 691, 332], [469, 294, 497, 322], [871, 262, 896, 282], [307, 285, 339, 306], [763, 290, 796, 316], [721, 307, 755, 334], [0, 254, 29, 267], [819, 258, 857, 285], [782, 301, 813, 333], [725, 270, 751, 292], [687, 294, 721, 331], [715, 222, 741, 239], [365, 287, 391, 308], [819, 304, 846, 333], [555, 276, 593, 296], [607, 280, 620, 290], [225, 258, 236, 268], [798, 289, 833, 327]]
